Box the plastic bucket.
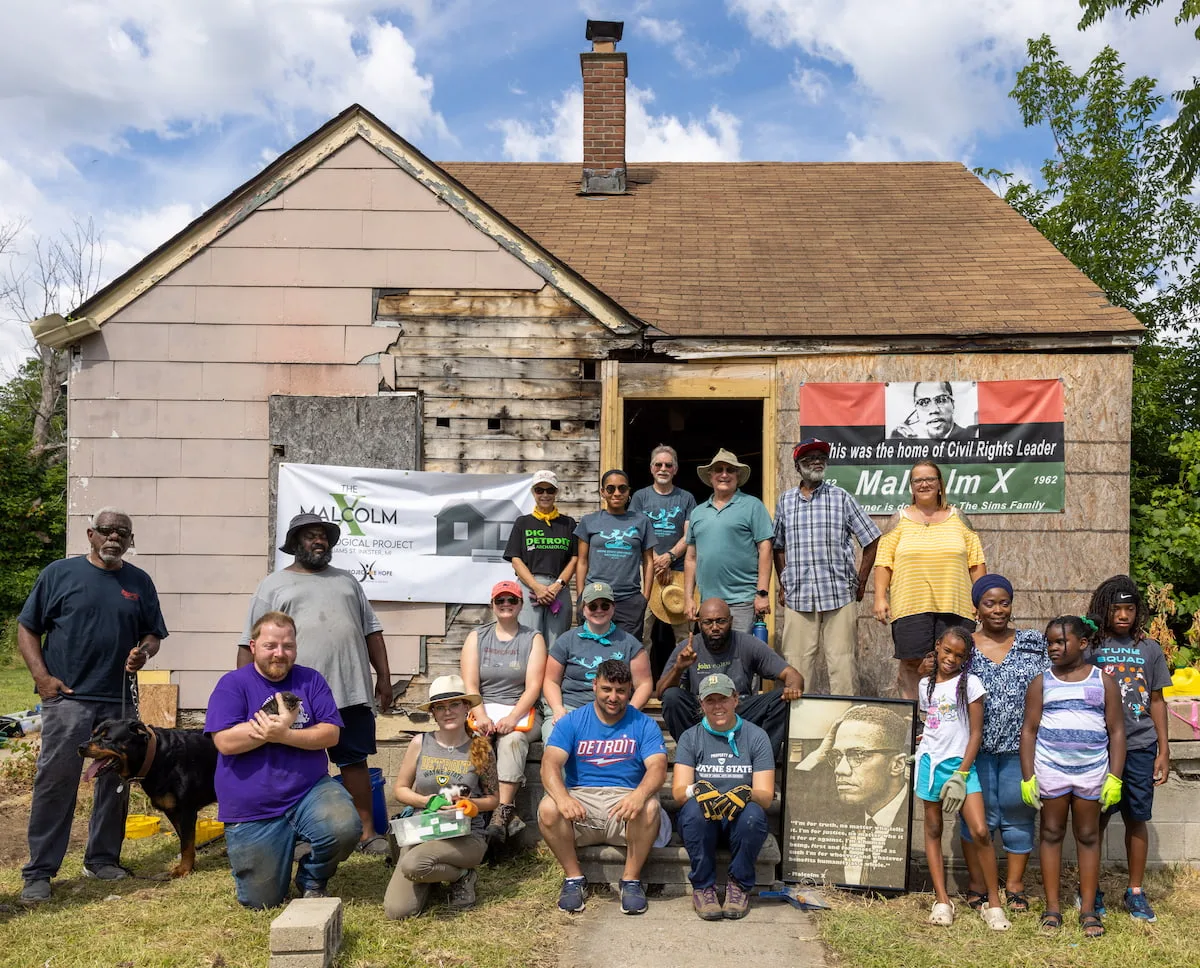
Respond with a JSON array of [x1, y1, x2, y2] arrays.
[[334, 767, 388, 834]]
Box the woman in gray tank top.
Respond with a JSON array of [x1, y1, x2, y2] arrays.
[[385, 675, 498, 920], [460, 580, 547, 841]]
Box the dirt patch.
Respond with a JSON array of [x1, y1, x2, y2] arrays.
[[0, 738, 97, 867]]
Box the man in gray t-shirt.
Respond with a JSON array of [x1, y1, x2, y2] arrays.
[[237, 513, 392, 854], [655, 598, 804, 759]]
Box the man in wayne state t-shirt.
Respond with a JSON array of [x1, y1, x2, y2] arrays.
[[655, 598, 805, 759], [537, 659, 669, 915]]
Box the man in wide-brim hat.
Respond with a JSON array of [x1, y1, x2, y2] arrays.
[[685, 449, 775, 633]]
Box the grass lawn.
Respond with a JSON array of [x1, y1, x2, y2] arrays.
[[817, 867, 1200, 968], [0, 666, 35, 718]]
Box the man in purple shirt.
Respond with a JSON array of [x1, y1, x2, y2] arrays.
[[205, 611, 361, 908]]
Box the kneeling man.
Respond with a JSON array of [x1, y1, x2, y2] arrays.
[[538, 659, 668, 916], [673, 673, 774, 920], [206, 611, 361, 908]]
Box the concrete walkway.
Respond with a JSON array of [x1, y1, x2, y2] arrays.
[[556, 893, 829, 968]]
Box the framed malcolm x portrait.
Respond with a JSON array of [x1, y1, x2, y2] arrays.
[[782, 696, 918, 893]]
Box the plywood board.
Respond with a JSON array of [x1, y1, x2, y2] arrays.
[[139, 683, 179, 728]]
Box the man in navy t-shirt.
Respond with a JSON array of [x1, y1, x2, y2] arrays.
[[206, 611, 361, 908], [539, 659, 668, 916], [18, 508, 168, 906]]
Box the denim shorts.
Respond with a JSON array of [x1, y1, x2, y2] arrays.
[[914, 753, 981, 803], [1105, 743, 1158, 823], [959, 750, 1036, 854], [328, 704, 377, 768]]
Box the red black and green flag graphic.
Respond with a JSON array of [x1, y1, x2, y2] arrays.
[[797, 380, 1065, 514]]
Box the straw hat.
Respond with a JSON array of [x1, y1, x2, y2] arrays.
[[648, 571, 695, 625], [697, 448, 751, 487], [418, 675, 483, 711]]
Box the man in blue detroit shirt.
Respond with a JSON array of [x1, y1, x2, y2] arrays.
[[538, 659, 668, 916]]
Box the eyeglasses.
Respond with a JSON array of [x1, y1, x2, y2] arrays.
[[911, 477, 939, 486], [652, 461, 675, 469], [93, 525, 132, 539], [915, 394, 952, 409], [699, 617, 732, 627], [533, 486, 557, 495], [493, 596, 521, 606], [603, 484, 630, 494], [710, 465, 737, 475], [826, 748, 898, 768], [430, 700, 467, 714], [585, 600, 614, 610]]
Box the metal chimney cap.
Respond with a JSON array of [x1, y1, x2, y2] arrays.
[[586, 20, 624, 43]]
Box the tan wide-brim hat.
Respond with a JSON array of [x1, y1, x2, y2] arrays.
[[418, 675, 483, 711], [648, 571, 696, 625], [697, 448, 751, 487]]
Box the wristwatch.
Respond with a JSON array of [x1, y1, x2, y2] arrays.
[[667, 551, 677, 563], [756, 589, 768, 596]]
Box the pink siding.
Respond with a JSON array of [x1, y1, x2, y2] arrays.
[[68, 135, 527, 705]]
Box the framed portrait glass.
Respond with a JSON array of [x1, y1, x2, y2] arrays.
[[782, 696, 918, 893]]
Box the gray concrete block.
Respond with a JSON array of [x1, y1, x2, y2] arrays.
[[269, 954, 328, 968], [269, 897, 343, 959]]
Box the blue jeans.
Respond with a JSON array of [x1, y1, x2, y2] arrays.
[[676, 797, 768, 890], [959, 750, 1036, 854], [224, 776, 361, 909], [24, 697, 128, 881]]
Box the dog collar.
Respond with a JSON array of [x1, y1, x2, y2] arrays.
[[132, 725, 158, 782]]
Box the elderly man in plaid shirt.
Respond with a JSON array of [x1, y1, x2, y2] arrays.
[[772, 439, 881, 696]]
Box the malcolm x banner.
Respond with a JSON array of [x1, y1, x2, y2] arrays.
[[276, 463, 534, 603], [798, 379, 1065, 514]]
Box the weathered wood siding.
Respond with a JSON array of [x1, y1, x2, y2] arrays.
[[776, 351, 1131, 697]]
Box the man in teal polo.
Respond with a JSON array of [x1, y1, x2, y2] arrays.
[[684, 449, 775, 633]]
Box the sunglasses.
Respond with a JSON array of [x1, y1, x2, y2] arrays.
[[493, 595, 521, 606], [533, 486, 557, 495], [585, 600, 614, 610], [93, 525, 132, 539], [603, 484, 630, 494], [652, 461, 675, 469]]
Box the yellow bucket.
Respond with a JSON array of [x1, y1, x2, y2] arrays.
[[195, 819, 225, 844], [125, 815, 161, 839], [1164, 667, 1200, 698]]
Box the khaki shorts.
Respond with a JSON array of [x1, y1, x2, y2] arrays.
[[567, 787, 670, 848]]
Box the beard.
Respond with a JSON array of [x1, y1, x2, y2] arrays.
[[702, 628, 732, 651], [295, 546, 333, 569], [97, 548, 125, 564], [799, 465, 826, 486]]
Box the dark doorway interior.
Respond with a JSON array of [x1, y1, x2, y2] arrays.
[[622, 399, 765, 500]]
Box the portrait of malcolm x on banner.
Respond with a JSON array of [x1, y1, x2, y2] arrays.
[[886, 381, 978, 442]]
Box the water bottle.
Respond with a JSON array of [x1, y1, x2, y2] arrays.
[[752, 620, 769, 643]]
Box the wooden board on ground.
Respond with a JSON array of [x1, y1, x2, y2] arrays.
[[140, 683, 179, 728]]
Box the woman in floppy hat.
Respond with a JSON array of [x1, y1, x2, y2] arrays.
[[574, 469, 655, 638], [460, 580, 547, 841], [502, 470, 577, 644], [385, 675, 498, 919]]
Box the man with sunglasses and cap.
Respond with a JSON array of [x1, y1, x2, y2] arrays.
[[18, 507, 168, 905], [503, 470, 577, 645], [237, 512, 392, 856], [773, 438, 880, 697], [685, 449, 775, 633]]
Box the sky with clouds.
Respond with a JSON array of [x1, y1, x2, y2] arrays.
[[0, 0, 1194, 373]]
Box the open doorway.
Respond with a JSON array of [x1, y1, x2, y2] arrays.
[[622, 399, 765, 500]]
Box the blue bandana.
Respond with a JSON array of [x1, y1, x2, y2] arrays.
[[578, 624, 615, 646], [702, 714, 744, 757]]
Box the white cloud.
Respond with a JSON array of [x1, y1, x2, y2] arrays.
[[639, 17, 684, 45], [637, 15, 741, 76], [729, 0, 1198, 160], [496, 85, 742, 163], [789, 63, 831, 105]]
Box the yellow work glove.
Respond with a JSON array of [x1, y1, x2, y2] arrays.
[[1099, 772, 1123, 811], [1020, 776, 1040, 808], [692, 780, 724, 821]]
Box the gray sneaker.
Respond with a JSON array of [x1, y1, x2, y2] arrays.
[[692, 885, 723, 921], [20, 878, 51, 905], [83, 864, 131, 881], [448, 868, 477, 910]]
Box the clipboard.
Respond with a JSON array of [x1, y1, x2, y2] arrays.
[[469, 702, 536, 732]]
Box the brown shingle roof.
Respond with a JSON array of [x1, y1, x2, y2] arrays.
[[442, 160, 1140, 340]]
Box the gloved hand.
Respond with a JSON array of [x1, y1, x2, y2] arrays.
[[692, 780, 725, 821], [1100, 772, 1123, 811], [721, 784, 755, 820], [939, 771, 967, 814], [1020, 776, 1040, 809]]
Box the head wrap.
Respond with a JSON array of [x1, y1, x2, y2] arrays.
[[971, 573, 1013, 607]]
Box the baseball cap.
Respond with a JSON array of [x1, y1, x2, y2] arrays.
[[699, 673, 738, 699], [581, 581, 615, 604], [491, 580, 523, 602], [531, 469, 558, 489], [792, 438, 831, 462]]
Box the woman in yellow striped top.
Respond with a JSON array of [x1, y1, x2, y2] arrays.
[[873, 461, 987, 700]]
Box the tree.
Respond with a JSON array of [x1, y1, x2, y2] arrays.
[[1078, 0, 1200, 186]]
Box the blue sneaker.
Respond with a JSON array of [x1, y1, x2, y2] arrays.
[[1075, 888, 1106, 917], [1123, 888, 1157, 922], [557, 876, 587, 913], [619, 879, 648, 915]]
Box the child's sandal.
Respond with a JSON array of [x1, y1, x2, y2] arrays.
[[1080, 912, 1105, 938], [1040, 911, 1062, 933], [964, 889, 987, 911], [1005, 890, 1030, 913]]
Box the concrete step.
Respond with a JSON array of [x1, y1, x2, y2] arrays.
[[577, 833, 781, 891]]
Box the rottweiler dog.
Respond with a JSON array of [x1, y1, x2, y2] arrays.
[[79, 720, 218, 878]]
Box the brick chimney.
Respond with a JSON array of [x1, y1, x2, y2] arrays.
[[581, 20, 626, 195]]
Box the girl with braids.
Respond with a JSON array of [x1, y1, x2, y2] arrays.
[[1019, 616, 1125, 938], [385, 676, 499, 919], [1085, 575, 1170, 923], [915, 628, 1008, 929]]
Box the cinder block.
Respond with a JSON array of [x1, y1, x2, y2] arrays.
[[270, 897, 343, 963], [268, 954, 328, 968]]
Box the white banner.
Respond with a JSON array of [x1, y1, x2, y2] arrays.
[[276, 463, 534, 603]]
